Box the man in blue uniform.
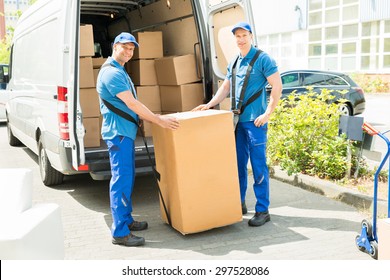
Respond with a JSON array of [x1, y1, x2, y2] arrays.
[[193, 22, 282, 227], [97, 32, 179, 246]]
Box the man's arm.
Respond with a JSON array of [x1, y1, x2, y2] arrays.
[[253, 71, 282, 127], [192, 79, 231, 111], [117, 90, 179, 129]]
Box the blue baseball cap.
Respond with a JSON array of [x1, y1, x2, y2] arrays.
[[113, 32, 139, 47], [231, 22, 252, 34]]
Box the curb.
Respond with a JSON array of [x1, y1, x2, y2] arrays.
[[270, 166, 388, 217]]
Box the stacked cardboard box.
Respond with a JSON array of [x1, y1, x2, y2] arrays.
[[92, 57, 106, 85], [136, 85, 161, 136], [79, 24, 101, 148], [151, 110, 241, 234], [154, 54, 203, 113], [127, 31, 163, 137]]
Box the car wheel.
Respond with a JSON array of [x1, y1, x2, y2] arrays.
[[339, 103, 352, 116], [38, 138, 64, 186]]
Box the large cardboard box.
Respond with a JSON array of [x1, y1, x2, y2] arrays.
[[83, 117, 100, 148], [79, 57, 95, 88], [160, 83, 204, 112], [128, 60, 158, 86], [155, 54, 201, 85], [151, 110, 241, 234], [79, 88, 100, 118], [92, 57, 106, 68], [133, 31, 163, 59], [378, 218, 390, 260], [136, 86, 161, 112], [80, 24, 94, 57]]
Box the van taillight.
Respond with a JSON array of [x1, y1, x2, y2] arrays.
[[57, 86, 69, 140]]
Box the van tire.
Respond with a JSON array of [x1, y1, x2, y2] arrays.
[[38, 138, 64, 186], [7, 120, 22, 146]]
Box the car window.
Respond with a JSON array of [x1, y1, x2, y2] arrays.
[[302, 73, 327, 86], [281, 73, 299, 87], [323, 74, 348, 86]]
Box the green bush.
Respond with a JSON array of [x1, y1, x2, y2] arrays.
[[268, 89, 350, 179]]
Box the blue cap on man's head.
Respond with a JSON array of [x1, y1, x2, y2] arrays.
[[231, 22, 252, 34], [113, 32, 139, 47]]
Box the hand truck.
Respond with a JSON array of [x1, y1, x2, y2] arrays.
[[355, 122, 390, 259]]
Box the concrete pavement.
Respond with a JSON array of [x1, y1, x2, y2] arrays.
[[0, 123, 379, 260], [35, 173, 375, 260]]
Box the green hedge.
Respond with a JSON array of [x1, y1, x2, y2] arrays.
[[267, 89, 350, 180]]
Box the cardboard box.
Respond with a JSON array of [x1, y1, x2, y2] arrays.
[[80, 24, 94, 57], [128, 59, 158, 85], [79, 57, 95, 88], [136, 86, 161, 112], [133, 31, 163, 59], [151, 110, 241, 234], [155, 54, 201, 85], [93, 68, 99, 86], [92, 57, 106, 68], [378, 218, 390, 260], [79, 88, 100, 118], [160, 83, 204, 112], [83, 117, 100, 148]]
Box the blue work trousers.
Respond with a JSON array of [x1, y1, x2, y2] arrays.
[[106, 136, 135, 238], [235, 121, 270, 213]]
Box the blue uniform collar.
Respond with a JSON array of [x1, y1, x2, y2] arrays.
[[107, 56, 123, 69], [239, 46, 257, 60]]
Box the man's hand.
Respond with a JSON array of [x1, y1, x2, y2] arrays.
[[157, 115, 180, 130], [254, 113, 270, 127], [191, 104, 210, 111]]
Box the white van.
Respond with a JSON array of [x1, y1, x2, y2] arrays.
[[5, 0, 257, 186]]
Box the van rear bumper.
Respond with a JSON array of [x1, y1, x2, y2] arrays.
[[84, 137, 155, 180], [57, 137, 154, 179]]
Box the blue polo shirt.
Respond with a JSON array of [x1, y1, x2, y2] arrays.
[[96, 57, 139, 141], [226, 46, 278, 122]]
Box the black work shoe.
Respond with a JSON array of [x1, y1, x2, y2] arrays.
[[129, 220, 148, 231], [241, 202, 247, 215], [248, 211, 271, 227], [112, 233, 145, 246]]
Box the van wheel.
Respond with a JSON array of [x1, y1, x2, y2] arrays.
[[7, 120, 22, 146], [38, 138, 64, 186]]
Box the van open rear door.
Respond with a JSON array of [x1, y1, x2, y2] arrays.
[[67, 0, 87, 171], [206, 0, 256, 80]]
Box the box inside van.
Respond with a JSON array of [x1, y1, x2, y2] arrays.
[[6, 0, 254, 185]]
